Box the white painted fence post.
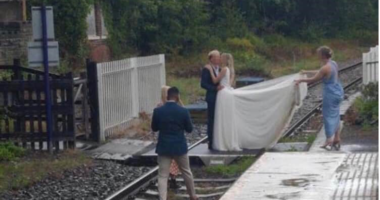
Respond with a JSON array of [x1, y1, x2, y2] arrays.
[[370, 47, 374, 83], [376, 46, 379, 83], [363, 46, 379, 85], [131, 57, 140, 118], [97, 63, 105, 142], [160, 54, 166, 86]]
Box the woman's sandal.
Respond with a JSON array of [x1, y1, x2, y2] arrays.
[[320, 143, 333, 151], [332, 141, 341, 151]]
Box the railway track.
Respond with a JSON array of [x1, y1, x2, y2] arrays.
[[135, 178, 236, 200], [106, 61, 363, 200]]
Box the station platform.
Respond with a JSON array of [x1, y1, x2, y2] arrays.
[[220, 152, 378, 200], [142, 143, 262, 157], [220, 92, 378, 200]]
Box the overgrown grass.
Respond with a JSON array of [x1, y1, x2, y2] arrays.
[[204, 157, 255, 177], [0, 142, 25, 161], [0, 150, 91, 192]]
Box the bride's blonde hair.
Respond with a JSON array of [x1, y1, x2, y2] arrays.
[[221, 53, 235, 86], [160, 85, 184, 106]]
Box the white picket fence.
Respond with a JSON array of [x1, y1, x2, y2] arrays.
[[363, 45, 379, 84], [96, 54, 166, 141]]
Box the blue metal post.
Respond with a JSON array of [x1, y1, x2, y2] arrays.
[[41, 6, 53, 153]]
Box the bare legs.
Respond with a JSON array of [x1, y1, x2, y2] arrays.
[[321, 124, 341, 150], [320, 137, 334, 150], [332, 124, 342, 150]]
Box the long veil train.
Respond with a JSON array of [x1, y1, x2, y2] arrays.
[[213, 73, 308, 151]]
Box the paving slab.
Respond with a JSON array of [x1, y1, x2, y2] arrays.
[[269, 142, 309, 152], [142, 143, 260, 158], [332, 153, 378, 200], [221, 152, 346, 200], [221, 90, 378, 200], [141, 143, 261, 166]]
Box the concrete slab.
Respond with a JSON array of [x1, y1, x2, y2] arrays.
[[140, 143, 260, 165], [199, 156, 238, 166], [189, 143, 261, 156], [184, 103, 207, 111], [89, 139, 153, 160], [142, 143, 261, 158], [220, 152, 347, 200], [269, 142, 309, 152]]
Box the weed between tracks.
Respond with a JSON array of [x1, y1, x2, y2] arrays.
[[192, 157, 256, 179]]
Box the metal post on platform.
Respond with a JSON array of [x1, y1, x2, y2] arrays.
[[41, 5, 53, 153]]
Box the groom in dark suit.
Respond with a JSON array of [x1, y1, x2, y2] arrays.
[[151, 87, 198, 200], [201, 50, 224, 150]]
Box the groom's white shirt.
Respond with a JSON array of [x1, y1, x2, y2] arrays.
[[212, 65, 220, 76]]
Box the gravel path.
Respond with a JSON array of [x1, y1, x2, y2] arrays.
[[0, 161, 152, 200]]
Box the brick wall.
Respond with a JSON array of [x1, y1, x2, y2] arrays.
[[0, 22, 32, 65], [88, 39, 111, 62], [87, 3, 110, 62], [0, 1, 23, 22]]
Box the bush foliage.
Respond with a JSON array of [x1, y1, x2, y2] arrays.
[[26, 0, 378, 70], [101, 0, 378, 57], [354, 83, 378, 126], [0, 142, 25, 161]]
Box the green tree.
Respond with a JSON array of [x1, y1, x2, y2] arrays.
[[102, 0, 209, 56]]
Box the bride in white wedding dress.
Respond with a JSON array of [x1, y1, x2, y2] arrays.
[[205, 53, 241, 151], [206, 53, 308, 151]]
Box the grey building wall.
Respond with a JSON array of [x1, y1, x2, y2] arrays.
[[0, 1, 23, 22], [0, 22, 32, 65]]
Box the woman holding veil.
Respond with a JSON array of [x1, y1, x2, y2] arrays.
[[295, 46, 344, 150]]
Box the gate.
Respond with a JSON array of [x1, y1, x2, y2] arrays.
[[0, 60, 75, 150]]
